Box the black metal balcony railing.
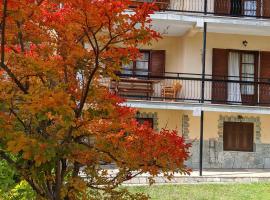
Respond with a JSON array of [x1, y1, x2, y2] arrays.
[[101, 70, 270, 106], [132, 0, 270, 19]]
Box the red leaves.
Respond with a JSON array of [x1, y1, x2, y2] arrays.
[[91, 89, 191, 177]]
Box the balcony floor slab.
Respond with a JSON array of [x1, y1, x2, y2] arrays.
[[123, 100, 270, 115], [148, 11, 270, 36]]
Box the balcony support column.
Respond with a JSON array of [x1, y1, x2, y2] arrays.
[[199, 22, 207, 176]]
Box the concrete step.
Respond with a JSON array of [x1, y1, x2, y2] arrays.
[[124, 175, 270, 185]]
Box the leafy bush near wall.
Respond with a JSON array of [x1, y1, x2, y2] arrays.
[[0, 160, 35, 200], [0, 181, 35, 200], [0, 160, 16, 192]]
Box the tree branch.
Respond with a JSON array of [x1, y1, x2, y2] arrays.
[[55, 159, 62, 200], [1, 0, 8, 66], [9, 108, 29, 133], [75, 29, 100, 118], [0, 0, 28, 94]]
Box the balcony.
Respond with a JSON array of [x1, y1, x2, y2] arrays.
[[132, 0, 270, 19], [102, 70, 270, 107]]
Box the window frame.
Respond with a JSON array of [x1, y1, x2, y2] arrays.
[[228, 50, 258, 103], [136, 117, 154, 129], [243, 0, 258, 16], [223, 121, 254, 152], [122, 50, 151, 77], [230, 0, 258, 16]]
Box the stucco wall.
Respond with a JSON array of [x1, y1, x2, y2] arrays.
[[136, 108, 270, 169], [144, 36, 184, 73], [137, 108, 270, 144], [137, 108, 184, 133], [183, 111, 270, 143], [148, 33, 270, 74], [143, 33, 270, 101], [182, 32, 270, 75]]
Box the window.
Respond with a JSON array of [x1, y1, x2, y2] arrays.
[[241, 53, 255, 95], [121, 50, 165, 78], [230, 0, 257, 16], [122, 51, 150, 77], [243, 0, 257, 16], [227, 50, 257, 104], [136, 117, 154, 129], [223, 122, 254, 152]]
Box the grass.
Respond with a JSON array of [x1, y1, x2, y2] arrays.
[[127, 183, 270, 200]]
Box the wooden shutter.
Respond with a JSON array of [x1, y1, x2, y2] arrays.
[[259, 51, 270, 105], [223, 122, 238, 151], [212, 48, 228, 104], [149, 50, 165, 77], [223, 122, 253, 152], [263, 0, 270, 17], [214, 0, 231, 15]]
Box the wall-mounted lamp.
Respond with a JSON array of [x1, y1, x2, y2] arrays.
[[242, 40, 248, 47]]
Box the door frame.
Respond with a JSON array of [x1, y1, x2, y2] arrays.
[[227, 49, 259, 105]]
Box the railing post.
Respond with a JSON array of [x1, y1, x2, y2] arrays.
[[199, 22, 207, 177], [204, 0, 208, 14]]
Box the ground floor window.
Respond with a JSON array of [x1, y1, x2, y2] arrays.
[[136, 117, 154, 129], [223, 122, 254, 152]]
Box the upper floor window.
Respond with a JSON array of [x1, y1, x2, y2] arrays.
[[243, 0, 257, 16], [241, 53, 256, 95], [230, 0, 257, 16], [122, 51, 150, 76], [122, 50, 165, 78], [214, 0, 270, 17]]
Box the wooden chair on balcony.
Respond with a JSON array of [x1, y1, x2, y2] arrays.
[[161, 80, 182, 100]]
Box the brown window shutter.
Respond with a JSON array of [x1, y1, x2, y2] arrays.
[[259, 51, 270, 105], [263, 0, 270, 17], [223, 122, 237, 151], [212, 48, 228, 104], [223, 122, 253, 152], [149, 50, 165, 77], [239, 123, 253, 151], [214, 0, 231, 15]]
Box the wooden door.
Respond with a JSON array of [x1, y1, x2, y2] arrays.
[[149, 50, 165, 77], [212, 49, 228, 104], [259, 51, 270, 105]]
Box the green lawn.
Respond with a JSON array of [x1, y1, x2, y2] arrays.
[[127, 183, 270, 200]]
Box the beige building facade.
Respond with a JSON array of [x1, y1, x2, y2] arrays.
[[116, 0, 270, 169]]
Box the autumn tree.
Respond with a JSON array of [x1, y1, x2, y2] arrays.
[[0, 0, 190, 199]]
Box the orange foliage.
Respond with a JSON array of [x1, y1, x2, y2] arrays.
[[0, 0, 190, 199]]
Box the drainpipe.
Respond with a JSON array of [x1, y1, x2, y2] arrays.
[[199, 21, 207, 176]]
